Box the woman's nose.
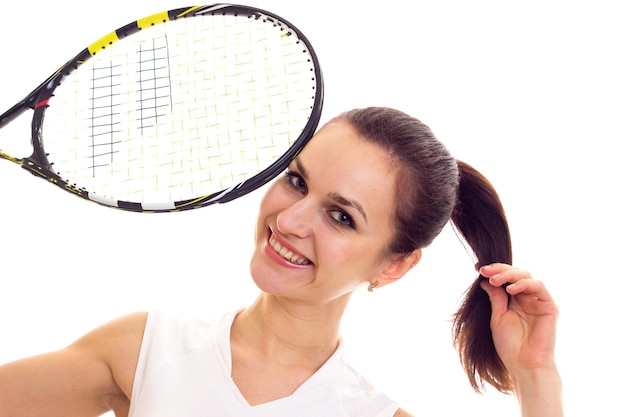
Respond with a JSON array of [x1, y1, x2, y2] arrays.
[[275, 196, 314, 238]]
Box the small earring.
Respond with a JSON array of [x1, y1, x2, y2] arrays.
[[367, 281, 379, 292]]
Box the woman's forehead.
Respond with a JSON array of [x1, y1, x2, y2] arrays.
[[297, 122, 398, 223]]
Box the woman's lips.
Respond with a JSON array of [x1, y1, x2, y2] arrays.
[[266, 230, 312, 267]]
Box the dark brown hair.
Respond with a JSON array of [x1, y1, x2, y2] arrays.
[[332, 107, 514, 393]]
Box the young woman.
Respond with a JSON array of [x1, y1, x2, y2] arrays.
[[0, 107, 562, 417]]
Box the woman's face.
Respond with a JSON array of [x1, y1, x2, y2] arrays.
[[249, 120, 403, 307]]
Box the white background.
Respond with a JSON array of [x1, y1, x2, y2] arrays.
[[1, 1, 624, 416]]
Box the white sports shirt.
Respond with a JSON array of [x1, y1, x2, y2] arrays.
[[129, 310, 400, 417]]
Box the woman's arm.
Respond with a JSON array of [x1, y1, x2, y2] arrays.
[[0, 312, 147, 417], [512, 367, 563, 417], [479, 263, 564, 417]]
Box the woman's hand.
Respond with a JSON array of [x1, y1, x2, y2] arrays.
[[479, 263, 563, 417], [479, 263, 558, 372]]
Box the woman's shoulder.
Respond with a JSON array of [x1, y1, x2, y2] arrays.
[[73, 311, 148, 357], [141, 310, 237, 348], [58, 311, 149, 403]]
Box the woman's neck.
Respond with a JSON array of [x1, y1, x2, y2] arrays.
[[231, 293, 348, 367]]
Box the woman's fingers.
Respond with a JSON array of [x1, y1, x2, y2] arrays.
[[479, 263, 528, 287], [505, 278, 553, 300], [480, 263, 556, 307]]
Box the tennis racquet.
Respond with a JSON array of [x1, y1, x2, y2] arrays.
[[0, 4, 323, 212]]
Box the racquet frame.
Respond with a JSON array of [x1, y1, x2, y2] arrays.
[[0, 4, 324, 212]]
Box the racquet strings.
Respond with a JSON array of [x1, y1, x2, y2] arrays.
[[42, 12, 318, 205]]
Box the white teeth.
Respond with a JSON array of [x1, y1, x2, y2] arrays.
[[269, 234, 311, 265]]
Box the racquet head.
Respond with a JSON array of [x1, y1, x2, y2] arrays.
[[0, 4, 323, 212]]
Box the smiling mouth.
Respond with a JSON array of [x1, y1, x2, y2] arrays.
[[268, 232, 312, 266]]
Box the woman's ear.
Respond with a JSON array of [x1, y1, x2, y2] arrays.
[[376, 250, 422, 288]]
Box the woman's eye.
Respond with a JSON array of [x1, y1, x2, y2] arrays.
[[286, 171, 306, 193], [329, 209, 355, 229]]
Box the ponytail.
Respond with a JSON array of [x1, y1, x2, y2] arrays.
[[451, 160, 513, 393]]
